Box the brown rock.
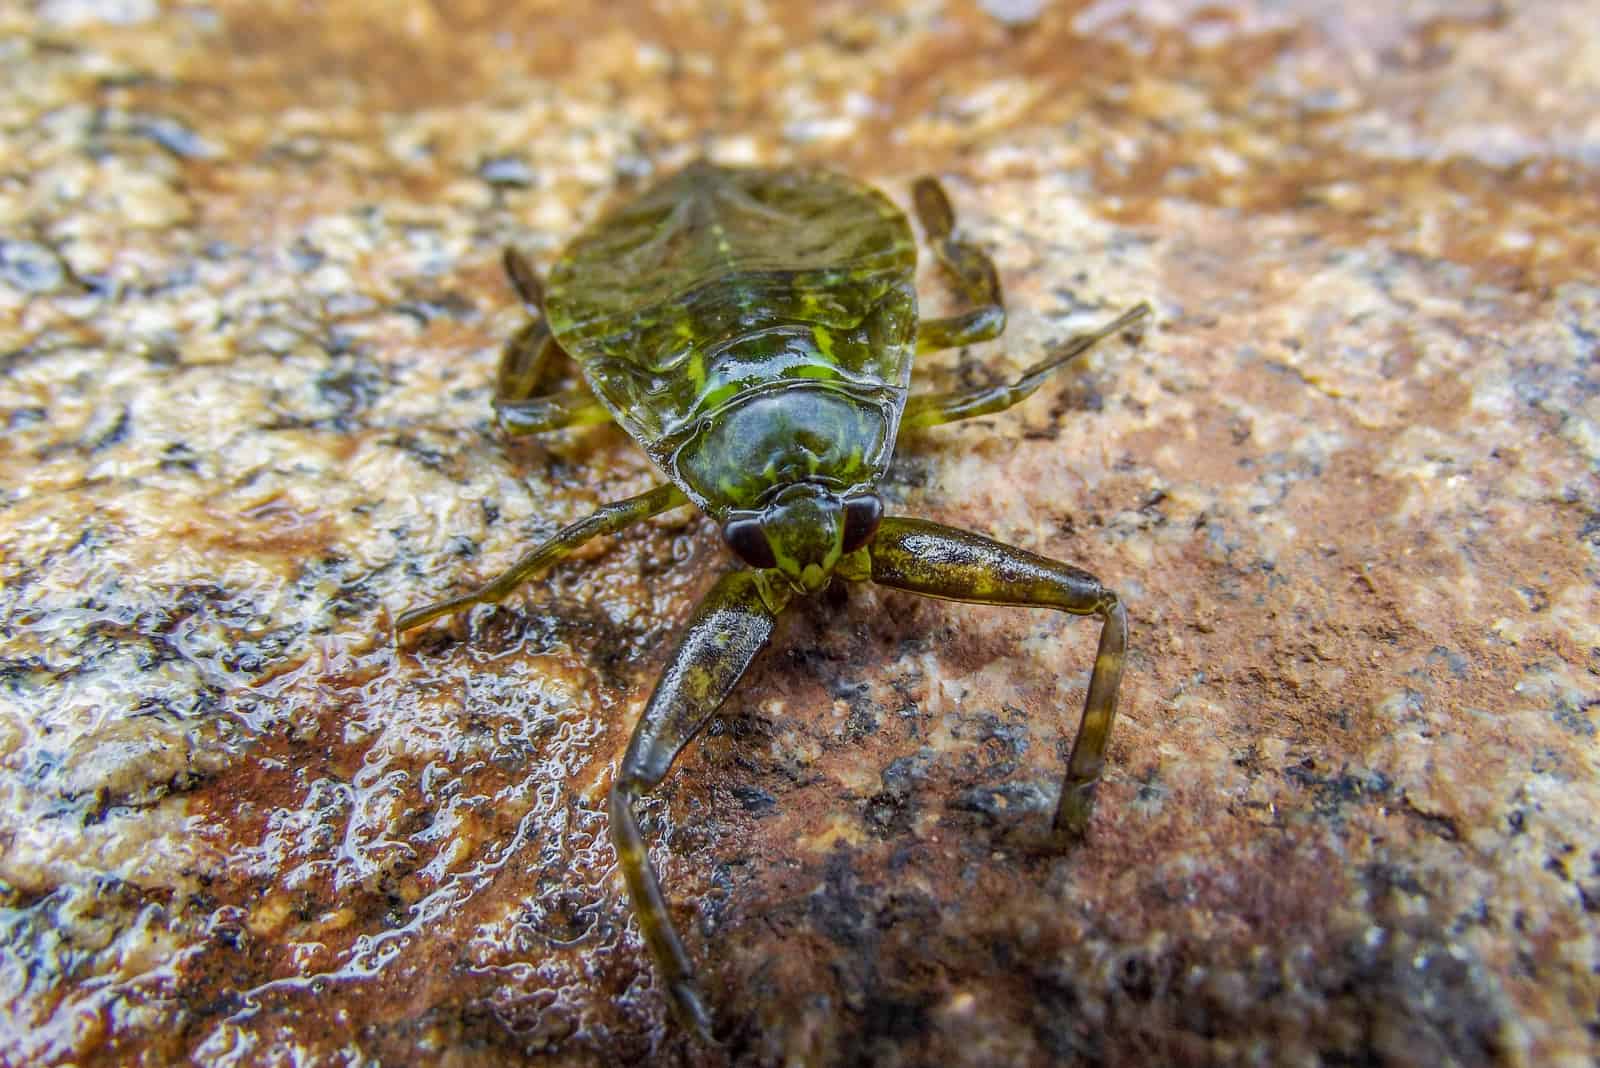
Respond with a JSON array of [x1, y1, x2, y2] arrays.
[[1, 2, 1595, 1066]]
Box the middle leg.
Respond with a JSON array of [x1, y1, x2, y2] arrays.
[[901, 301, 1150, 430], [395, 483, 687, 633]]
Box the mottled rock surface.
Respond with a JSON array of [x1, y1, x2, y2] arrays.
[[2, 2, 1596, 1066]]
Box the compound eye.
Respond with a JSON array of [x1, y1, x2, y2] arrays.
[[841, 494, 884, 553], [721, 515, 776, 569]]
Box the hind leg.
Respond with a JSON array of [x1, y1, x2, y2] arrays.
[[913, 177, 1007, 354], [493, 248, 611, 434]]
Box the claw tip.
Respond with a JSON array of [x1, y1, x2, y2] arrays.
[[670, 980, 718, 1044]]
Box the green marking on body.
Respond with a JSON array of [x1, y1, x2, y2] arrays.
[[541, 164, 918, 500], [699, 382, 741, 412]]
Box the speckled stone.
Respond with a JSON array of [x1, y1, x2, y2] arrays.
[[1, 3, 1596, 1067]]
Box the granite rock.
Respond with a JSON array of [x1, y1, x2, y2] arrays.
[[1, 2, 1596, 1066]]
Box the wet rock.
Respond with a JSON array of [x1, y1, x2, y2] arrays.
[[1, 2, 1595, 1066]]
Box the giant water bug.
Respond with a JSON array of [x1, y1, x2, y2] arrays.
[[398, 162, 1151, 1039]]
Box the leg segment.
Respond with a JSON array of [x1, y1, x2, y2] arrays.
[[913, 176, 1007, 354], [609, 569, 791, 1040], [496, 320, 558, 404], [494, 385, 614, 435], [902, 301, 1151, 430], [493, 324, 611, 435], [503, 245, 546, 315], [395, 483, 688, 633], [865, 517, 1127, 841], [493, 248, 611, 435], [495, 248, 560, 404]]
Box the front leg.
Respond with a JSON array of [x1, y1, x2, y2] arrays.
[[610, 568, 791, 1040], [865, 517, 1128, 840]]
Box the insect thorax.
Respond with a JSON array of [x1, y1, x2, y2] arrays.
[[672, 379, 901, 516], [601, 274, 917, 516]]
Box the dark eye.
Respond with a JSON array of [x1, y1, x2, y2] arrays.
[[722, 516, 776, 569], [841, 494, 883, 553]]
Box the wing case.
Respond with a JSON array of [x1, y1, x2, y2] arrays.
[[543, 163, 919, 501]]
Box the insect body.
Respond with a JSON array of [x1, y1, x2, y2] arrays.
[[398, 163, 1150, 1040]]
